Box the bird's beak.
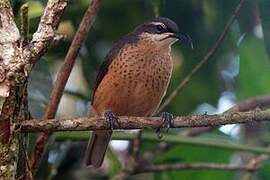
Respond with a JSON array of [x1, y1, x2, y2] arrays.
[[170, 32, 193, 49]]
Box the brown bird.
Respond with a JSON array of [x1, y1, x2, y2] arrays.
[[85, 17, 192, 167]]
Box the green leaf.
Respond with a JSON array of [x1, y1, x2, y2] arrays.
[[258, 160, 270, 180], [28, 1, 44, 18], [236, 37, 270, 99], [107, 147, 122, 177], [258, 0, 270, 61]]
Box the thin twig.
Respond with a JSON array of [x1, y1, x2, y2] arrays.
[[29, 0, 102, 176], [182, 95, 270, 136], [29, 0, 68, 61], [22, 138, 33, 180], [240, 147, 269, 180], [157, 0, 246, 113], [228, 95, 270, 113], [135, 162, 257, 174], [247, 154, 268, 169], [20, 3, 29, 39], [17, 133, 33, 180], [44, 0, 102, 118]]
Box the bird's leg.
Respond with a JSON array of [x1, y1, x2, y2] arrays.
[[156, 112, 174, 139], [104, 111, 119, 130]]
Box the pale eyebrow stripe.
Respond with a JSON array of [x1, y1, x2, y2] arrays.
[[149, 22, 166, 28]]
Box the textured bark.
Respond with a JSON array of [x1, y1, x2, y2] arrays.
[[0, 1, 21, 179], [0, 0, 68, 179], [20, 109, 270, 132]]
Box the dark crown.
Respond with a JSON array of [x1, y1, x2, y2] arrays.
[[134, 17, 179, 35]]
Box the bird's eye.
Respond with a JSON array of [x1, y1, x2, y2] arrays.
[[156, 25, 164, 32]]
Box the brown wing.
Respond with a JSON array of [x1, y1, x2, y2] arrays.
[[91, 33, 139, 104]]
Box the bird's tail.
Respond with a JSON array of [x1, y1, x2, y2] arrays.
[[85, 130, 112, 167]]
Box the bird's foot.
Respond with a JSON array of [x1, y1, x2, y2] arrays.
[[104, 111, 119, 130], [156, 112, 174, 139]]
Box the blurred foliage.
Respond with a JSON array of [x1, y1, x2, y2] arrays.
[[28, 59, 52, 118], [258, 0, 270, 61], [236, 36, 270, 99], [153, 146, 233, 180], [12, 0, 270, 179]]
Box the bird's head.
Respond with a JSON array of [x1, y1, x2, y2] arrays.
[[133, 17, 193, 49]]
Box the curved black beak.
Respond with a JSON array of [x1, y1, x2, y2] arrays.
[[170, 32, 193, 49]]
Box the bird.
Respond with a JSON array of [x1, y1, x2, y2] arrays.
[[85, 17, 192, 168]]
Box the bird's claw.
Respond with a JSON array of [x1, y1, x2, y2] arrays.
[[156, 112, 174, 139], [104, 111, 119, 130], [161, 112, 174, 132]]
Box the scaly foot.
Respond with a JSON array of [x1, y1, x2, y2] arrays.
[[104, 111, 119, 130], [156, 112, 174, 139]]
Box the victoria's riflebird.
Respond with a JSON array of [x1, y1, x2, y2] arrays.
[[85, 17, 192, 167]]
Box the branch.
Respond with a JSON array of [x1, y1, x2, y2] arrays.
[[135, 162, 257, 174], [137, 95, 270, 170], [44, 0, 102, 118], [29, 0, 67, 60], [228, 95, 270, 113], [30, 0, 102, 176], [157, 0, 245, 113], [0, 1, 20, 45], [240, 146, 269, 179], [21, 109, 270, 132], [20, 3, 29, 39], [0, 1, 21, 179], [182, 95, 270, 136], [0, 0, 20, 99], [25, 0, 69, 177], [0, 0, 67, 179]]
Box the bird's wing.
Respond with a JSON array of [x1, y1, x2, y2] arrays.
[[91, 33, 139, 104]]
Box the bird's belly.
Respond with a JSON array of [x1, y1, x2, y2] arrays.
[[92, 75, 167, 117], [124, 80, 163, 116]]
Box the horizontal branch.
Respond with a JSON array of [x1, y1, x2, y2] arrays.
[[135, 162, 257, 174], [228, 95, 270, 113], [20, 109, 270, 132], [181, 95, 270, 137]]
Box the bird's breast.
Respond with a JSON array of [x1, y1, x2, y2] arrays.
[[92, 47, 173, 117]]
